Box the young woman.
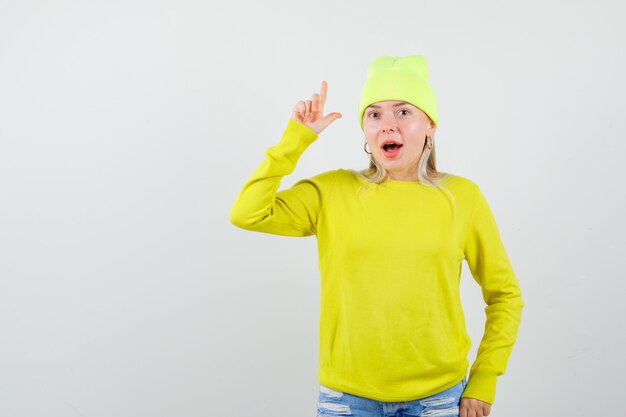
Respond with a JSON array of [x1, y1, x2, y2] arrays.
[[230, 55, 524, 417]]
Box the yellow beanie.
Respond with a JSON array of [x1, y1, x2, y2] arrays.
[[358, 55, 439, 131]]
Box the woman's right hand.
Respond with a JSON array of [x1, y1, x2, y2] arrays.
[[291, 80, 342, 135]]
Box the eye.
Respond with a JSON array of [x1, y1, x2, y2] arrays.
[[399, 109, 410, 115], [368, 111, 378, 118]]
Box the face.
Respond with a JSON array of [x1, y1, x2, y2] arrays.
[[362, 100, 436, 181]]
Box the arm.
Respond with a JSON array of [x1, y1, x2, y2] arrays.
[[229, 118, 337, 237], [461, 185, 525, 405]]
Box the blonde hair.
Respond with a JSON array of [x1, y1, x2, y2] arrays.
[[348, 130, 458, 222]]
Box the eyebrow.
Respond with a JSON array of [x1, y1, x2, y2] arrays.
[[366, 102, 409, 109]]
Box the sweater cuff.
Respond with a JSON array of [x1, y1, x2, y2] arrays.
[[284, 118, 318, 145], [461, 368, 498, 405], [266, 119, 319, 168]]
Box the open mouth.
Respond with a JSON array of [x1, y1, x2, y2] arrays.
[[381, 140, 403, 157], [382, 143, 402, 152]]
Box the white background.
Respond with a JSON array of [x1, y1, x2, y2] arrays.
[[1, 0, 624, 416]]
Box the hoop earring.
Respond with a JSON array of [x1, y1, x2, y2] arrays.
[[364, 140, 372, 155], [426, 136, 433, 150]]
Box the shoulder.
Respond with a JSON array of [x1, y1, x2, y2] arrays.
[[437, 173, 486, 213], [436, 172, 480, 193], [293, 169, 342, 191], [308, 168, 342, 183], [333, 167, 366, 184]]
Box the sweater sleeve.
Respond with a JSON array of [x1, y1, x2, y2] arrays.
[[461, 185, 525, 405], [229, 118, 337, 237]]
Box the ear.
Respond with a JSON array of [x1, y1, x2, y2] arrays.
[[428, 121, 436, 137]]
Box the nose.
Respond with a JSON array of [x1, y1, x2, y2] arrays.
[[380, 113, 397, 133]]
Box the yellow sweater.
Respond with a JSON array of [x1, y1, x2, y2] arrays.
[[229, 118, 524, 405]]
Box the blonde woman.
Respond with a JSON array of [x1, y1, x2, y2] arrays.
[[230, 55, 524, 417]]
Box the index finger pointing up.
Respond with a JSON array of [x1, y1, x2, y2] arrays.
[[320, 80, 327, 106]]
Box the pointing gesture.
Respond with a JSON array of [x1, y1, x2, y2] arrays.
[[291, 80, 342, 135]]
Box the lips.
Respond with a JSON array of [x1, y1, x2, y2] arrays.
[[380, 139, 403, 149], [381, 139, 403, 155], [381, 139, 403, 158]]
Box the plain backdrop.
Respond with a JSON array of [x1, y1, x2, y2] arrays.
[[1, 0, 625, 416]]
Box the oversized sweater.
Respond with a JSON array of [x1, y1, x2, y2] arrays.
[[229, 118, 524, 405]]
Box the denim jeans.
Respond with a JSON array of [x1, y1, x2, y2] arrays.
[[316, 377, 467, 417]]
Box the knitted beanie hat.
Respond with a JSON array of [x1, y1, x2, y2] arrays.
[[358, 55, 439, 131]]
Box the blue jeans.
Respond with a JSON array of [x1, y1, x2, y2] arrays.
[[317, 377, 467, 417]]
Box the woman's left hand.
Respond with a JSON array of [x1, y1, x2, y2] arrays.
[[460, 397, 492, 417]]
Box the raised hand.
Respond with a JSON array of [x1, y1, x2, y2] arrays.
[[291, 80, 342, 135]]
